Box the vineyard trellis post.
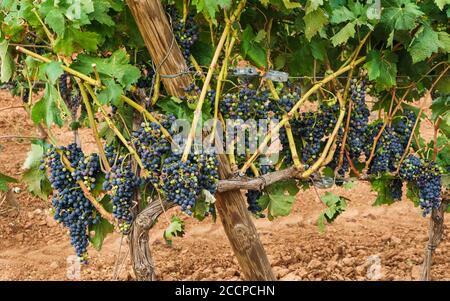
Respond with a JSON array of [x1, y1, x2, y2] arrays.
[[420, 199, 449, 281], [126, 0, 275, 280]]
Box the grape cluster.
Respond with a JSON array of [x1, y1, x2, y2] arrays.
[[399, 155, 442, 215], [103, 147, 139, 233], [369, 126, 404, 174], [59, 72, 81, 116], [42, 144, 99, 261], [347, 79, 370, 160], [161, 152, 218, 215], [295, 102, 339, 166], [132, 115, 176, 185], [166, 6, 198, 60], [394, 110, 416, 148]]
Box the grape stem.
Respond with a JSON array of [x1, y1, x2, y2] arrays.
[[181, 0, 247, 162], [75, 79, 111, 172], [240, 57, 366, 174], [84, 83, 148, 176], [284, 119, 302, 169], [395, 106, 424, 174], [210, 35, 236, 145], [301, 92, 347, 178]]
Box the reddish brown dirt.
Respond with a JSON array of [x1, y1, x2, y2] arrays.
[[0, 90, 449, 281]]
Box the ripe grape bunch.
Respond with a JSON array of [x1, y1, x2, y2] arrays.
[[399, 155, 442, 216], [59, 72, 81, 117], [42, 144, 100, 261], [166, 6, 199, 60], [103, 146, 140, 234], [133, 115, 176, 186], [161, 152, 218, 215]]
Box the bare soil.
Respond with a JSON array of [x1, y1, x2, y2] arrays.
[[0, 90, 448, 281]]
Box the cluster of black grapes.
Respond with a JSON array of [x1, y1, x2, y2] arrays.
[[59, 72, 81, 117], [161, 152, 218, 215], [41, 144, 100, 261], [103, 146, 140, 233], [295, 102, 340, 166], [399, 155, 442, 215], [166, 6, 198, 60], [132, 115, 176, 185], [220, 85, 269, 120], [347, 79, 370, 160]]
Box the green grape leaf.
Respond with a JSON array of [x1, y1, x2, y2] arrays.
[[42, 61, 64, 85], [163, 215, 185, 246], [54, 27, 100, 55], [438, 31, 450, 53], [0, 172, 18, 192], [330, 6, 354, 24], [310, 38, 327, 61], [264, 179, 299, 219], [89, 214, 114, 251], [330, 21, 356, 47], [191, 0, 231, 20], [316, 192, 347, 232], [381, 0, 423, 31], [31, 84, 63, 128], [97, 78, 123, 105], [434, 0, 450, 10], [364, 49, 398, 90], [21, 141, 51, 200], [371, 178, 396, 206], [283, 0, 302, 9], [0, 40, 14, 83], [90, 0, 115, 26], [65, 0, 94, 25], [406, 182, 420, 207], [44, 9, 65, 36], [408, 26, 443, 64], [241, 26, 267, 68], [431, 95, 450, 122], [304, 8, 329, 41], [305, 0, 323, 14], [72, 49, 140, 88]]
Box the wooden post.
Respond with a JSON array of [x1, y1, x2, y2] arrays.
[[126, 0, 275, 280], [126, 0, 191, 97], [420, 199, 449, 280]]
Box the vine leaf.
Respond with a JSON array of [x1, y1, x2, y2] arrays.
[[21, 141, 51, 200], [31, 84, 63, 127], [163, 216, 185, 246], [72, 49, 140, 89], [97, 78, 122, 105], [431, 95, 450, 122], [330, 21, 356, 47], [54, 27, 100, 56], [241, 25, 267, 68], [0, 40, 14, 83], [44, 9, 65, 36], [408, 26, 444, 63], [381, 0, 423, 31], [260, 179, 299, 220], [42, 61, 64, 85], [191, 0, 231, 20], [371, 178, 396, 206], [282, 0, 302, 9], [88, 196, 114, 251], [317, 192, 347, 232], [434, 0, 450, 10], [0, 172, 18, 192], [305, 0, 323, 14], [304, 8, 329, 41], [364, 49, 398, 90]]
